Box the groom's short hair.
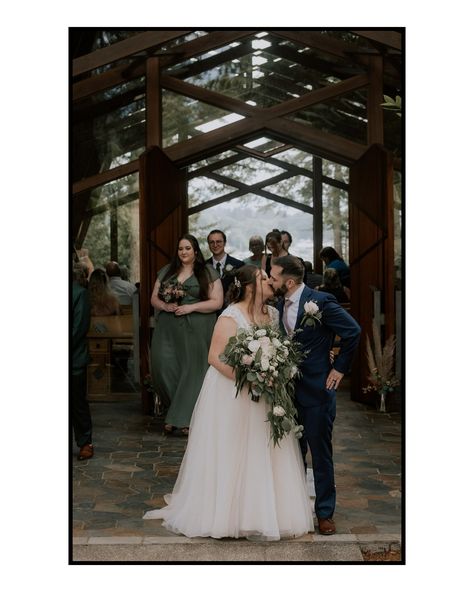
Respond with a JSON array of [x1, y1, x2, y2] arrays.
[[273, 255, 304, 284]]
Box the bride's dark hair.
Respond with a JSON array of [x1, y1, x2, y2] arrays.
[[226, 265, 267, 323]]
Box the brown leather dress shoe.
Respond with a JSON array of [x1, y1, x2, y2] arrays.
[[78, 444, 94, 461], [318, 517, 336, 535]]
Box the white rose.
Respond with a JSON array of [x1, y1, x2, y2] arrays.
[[255, 329, 267, 337], [242, 355, 253, 365], [272, 337, 282, 347], [260, 356, 270, 371], [290, 365, 298, 378], [248, 340, 261, 353], [273, 406, 286, 417], [225, 264, 233, 272], [304, 301, 320, 315]]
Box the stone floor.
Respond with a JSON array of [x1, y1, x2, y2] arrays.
[[72, 381, 402, 561]]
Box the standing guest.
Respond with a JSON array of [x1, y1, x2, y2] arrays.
[[280, 230, 293, 253], [316, 268, 350, 303], [76, 247, 94, 279], [268, 256, 360, 535], [264, 229, 289, 278], [105, 261, 136, 305], [243, 235, 265, 268], [265, 229, 307, 284], [144, 265, 314, 540], [151, 234, 223, 436], [319, 246, 350, 289], [303, 261, 323, 290], [72, 262, 94, 460], [206, 229, 244, 311], [88, 269, 121, 316]]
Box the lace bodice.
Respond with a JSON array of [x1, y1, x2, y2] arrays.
[[220, 304, 279, 331]]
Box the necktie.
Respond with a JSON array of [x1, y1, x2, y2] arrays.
[[283, 298, 293, 336], [216, 261, 222, 277]]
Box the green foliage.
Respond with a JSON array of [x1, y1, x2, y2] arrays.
[[381, 95, 402, 118]]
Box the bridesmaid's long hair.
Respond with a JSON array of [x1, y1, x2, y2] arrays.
[[162, 234, 212, 301], [226, 265, 267, 323]]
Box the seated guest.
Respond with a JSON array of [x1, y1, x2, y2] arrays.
[[243, 235, 265, 268], [319, 246, 350, 288], [105, 261, 136, 305], [303, 260, 323, 290], [88, 269, 121, 316], [206, 229, 244, 312], [316, 267, 350, 303]]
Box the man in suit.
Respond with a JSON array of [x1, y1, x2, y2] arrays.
[[268, 255, 361, 535], [72, 262, 94, 460], [206, 229, 244, 313]]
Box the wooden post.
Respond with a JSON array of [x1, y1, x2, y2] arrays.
[[313, 156, 323, 273], [367, 55, 384, 146]]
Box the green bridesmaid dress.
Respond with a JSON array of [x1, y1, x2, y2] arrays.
[[151, 264, 220, 428]]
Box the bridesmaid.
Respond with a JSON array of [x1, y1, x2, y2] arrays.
[[150, 234, 223, 435]]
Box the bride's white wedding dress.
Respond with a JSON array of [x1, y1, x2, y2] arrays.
[[143, 305, 314, 540]]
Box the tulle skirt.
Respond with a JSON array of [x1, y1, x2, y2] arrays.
[[143, 366, 314, 540]]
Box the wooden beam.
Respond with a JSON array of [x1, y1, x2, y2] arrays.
[[264, 74, 369, 119], [270, 30, 353, 60], [72, 30, 192, 77], [164, 117, 265, 166], [351, 30, 402, 51], [313, 156, 323, 272], [146, 57, 162, 147], [187, 152, 247, 179], [73, 30, 257, 102], [264, 118, 366, 165], [161, 74, 265, 118], [207, 171, 313, 214], [73, 61, 146, 101], [72, 160, 140, 195], [367, 55, 384, 145]]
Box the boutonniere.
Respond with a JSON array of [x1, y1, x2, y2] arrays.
[[300, 301, 322, 327], [224, 264, 234, 273]]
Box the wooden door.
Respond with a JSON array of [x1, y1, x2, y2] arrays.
[[349, 144, 395, 403], [138, 146, 187, 412]]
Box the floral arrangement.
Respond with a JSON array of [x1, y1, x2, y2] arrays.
[[362, 320, 399, 412], [159, 278, 187, 304], [300, 300, 322, 328], [219, 324, 305, 446]]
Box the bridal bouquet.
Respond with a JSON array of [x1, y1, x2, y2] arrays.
[[219, 324, 305, 446], [159, 278, 187, 304]]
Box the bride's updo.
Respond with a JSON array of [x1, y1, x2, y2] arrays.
[[226, 265, 267, 321]]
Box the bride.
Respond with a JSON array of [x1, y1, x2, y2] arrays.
[[143, 265, 314, 540]]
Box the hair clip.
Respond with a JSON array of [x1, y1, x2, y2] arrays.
[[234, 277, 241, 288]]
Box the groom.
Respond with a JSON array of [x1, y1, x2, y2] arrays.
[[268, 256, 361, 535]]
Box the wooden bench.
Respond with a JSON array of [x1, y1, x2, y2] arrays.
[[87, 315, 133, 397]]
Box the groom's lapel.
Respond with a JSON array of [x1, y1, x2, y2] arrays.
[[294, 285, 313, 332]]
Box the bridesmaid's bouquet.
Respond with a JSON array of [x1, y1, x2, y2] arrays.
[[219, 325, 305, 446], [159, 278, 187, 304]]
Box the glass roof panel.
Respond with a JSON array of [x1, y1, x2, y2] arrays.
[[213, 157, 284, 184], [188, 176, 239, 208], [162, 90, 245, 148], [286, 88, 367, 145], [264, 175, 313, 206], [271, 148, 313, 172], [165, 32, 364, 109], [187, 150, 239, 173], [73, 87, 145, 181], [188, 194, 314, 262]]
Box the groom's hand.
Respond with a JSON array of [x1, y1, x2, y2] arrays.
[[326, 369, 344, 390]]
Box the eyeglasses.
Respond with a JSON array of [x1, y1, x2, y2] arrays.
[[208, 240, 224, 245]]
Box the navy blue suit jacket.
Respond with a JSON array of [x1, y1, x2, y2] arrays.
[[206, 254, 244, 313], [277, 285, 361, 407]]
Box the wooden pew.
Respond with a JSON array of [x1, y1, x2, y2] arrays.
[[87, 315, 133, 397]]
